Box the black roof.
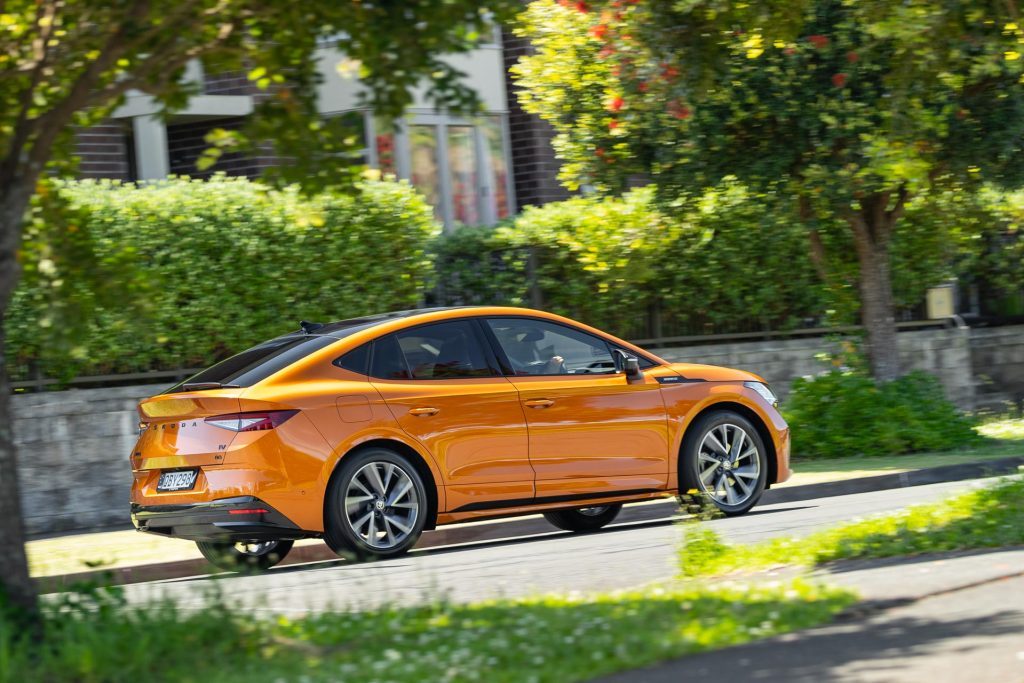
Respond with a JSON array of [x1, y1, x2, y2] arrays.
[[308, 306, 477, 338]]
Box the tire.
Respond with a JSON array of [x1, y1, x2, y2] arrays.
[[680, 410, 768, 517], [324, 447, 429, 562], [196, 539, 294, 572], [543, 504, 623, 532]]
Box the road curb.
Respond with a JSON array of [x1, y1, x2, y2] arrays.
[[35, 455, 1024, 593]]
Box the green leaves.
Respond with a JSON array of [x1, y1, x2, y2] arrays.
[[5, 176, 439, 382], [515, 0, 1024, 203], [784, 370, 980, 459]]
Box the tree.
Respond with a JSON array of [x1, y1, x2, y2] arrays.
[[0, 0, 518, 617], [514, 0, 1024, 381]]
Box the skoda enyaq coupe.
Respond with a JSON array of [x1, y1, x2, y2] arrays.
[[130, 307, 790, 571]]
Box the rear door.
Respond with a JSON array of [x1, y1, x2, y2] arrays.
[[368, 319, 533, 512], [483, 317, 670, 499]]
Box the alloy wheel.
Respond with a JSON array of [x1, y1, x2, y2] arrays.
[[577, 506, 611, 517], [233, 540, 279, 556], [344, 460, 421, 550], [696, 423, 761, 506]]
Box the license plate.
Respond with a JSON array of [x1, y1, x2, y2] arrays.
[[157, 469, 198, 492]]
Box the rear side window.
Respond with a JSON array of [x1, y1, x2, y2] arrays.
[[334, 343, 370, 375], [167, 335, 337, 392], [369, 320, 495, 380]]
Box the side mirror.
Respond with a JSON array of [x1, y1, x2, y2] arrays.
[[614, 349, 642, 381]]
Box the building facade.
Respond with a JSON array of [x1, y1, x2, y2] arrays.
[[75, 33, 565, 231]]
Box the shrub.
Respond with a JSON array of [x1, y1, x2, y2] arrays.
[[784, 370, 980, 459], [6, 176, 438, 381], [435, 184, 826, 339]]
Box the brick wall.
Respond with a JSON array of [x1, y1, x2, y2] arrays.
[[74, 121, 133, 181], [501, 31, 570, 210]]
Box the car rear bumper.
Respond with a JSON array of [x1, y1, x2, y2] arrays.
[[130, 496, 307, 542]]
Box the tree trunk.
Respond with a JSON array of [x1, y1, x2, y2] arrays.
[[0, 184, 39, 617], [849, 193, 903, 383]]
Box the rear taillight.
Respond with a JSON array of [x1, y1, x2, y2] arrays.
[[205, 410, 298, 432]]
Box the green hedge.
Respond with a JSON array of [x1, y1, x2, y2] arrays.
[[7, 176, 1023, 382], [6, 176, 437, 380], [783, 371, 980, 459], [434, 184, 827, 339]]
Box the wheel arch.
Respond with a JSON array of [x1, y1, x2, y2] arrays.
[[678, 400, 779, 489], [324, 438, 440, 532]]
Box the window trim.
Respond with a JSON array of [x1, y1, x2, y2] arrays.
[[479, 315, 661, 379], [365, 319, 501, 381]]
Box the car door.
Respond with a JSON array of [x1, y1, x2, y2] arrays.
[[483, 317, 671, 499], [368, 319, 534, 512]]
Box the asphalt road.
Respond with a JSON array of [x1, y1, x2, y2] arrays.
[[121, 478, 996, 614], [601, 552, 1024, 683]]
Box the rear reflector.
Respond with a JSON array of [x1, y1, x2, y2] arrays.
[[205, 410, 298, 432], [227, 508, 269, 515]]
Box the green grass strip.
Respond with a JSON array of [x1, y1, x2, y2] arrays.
[[680, 477, 1024, 578], [2, 579, 854, 683]]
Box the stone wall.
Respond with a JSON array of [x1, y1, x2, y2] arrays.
[[13, 384, 164, 537], [970, 326, 1024, 410], [12, 325, 1023, 538], [656, 325, 978, 410]]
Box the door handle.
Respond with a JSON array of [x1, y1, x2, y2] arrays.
[[409, 406, 440, 417], [523, 398, 555, 409]]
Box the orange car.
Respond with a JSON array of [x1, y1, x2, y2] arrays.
[[130, 307, 790, 570]]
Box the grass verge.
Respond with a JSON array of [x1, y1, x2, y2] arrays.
[[787, 416, 1024, 480], [680, 476, 1024, 578], [2, 579, 854, 683]]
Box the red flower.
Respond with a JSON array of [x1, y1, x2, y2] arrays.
[[807, 34, 829, 49], [608, 95, 625, 112], [574, 1, 589, 12], [599, 45, 616, 58], [661, 62, 680, 80], [784, 47, 797, 56], [637, 81, 649, 93], [668, 100, 691, 120], [609, 119, 620, 130], [590, 24, 608, 39], [832, 72, 847, 88], [846, 50, 859, 63]]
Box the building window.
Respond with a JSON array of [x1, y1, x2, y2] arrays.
[[448, 125, 480, 226], [353, 111, 515, 231]]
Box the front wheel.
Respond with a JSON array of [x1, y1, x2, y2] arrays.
[[543, 504, 622, 532], [196, 539, 294, 572], [680, 411, 768, 517]]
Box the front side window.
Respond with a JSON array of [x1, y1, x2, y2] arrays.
[[371, 321, 493, 380], [485, 318, 617, 376]]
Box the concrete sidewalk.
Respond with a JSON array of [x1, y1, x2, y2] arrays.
[[31, 455, 1024, 592], [598, 548, 1024, 683]]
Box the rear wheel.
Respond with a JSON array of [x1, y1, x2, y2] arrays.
[[196, 539, 294, 572], [543, 504, 623, 532], [681, 410, 768, 517], [324, 448, 428, 562]]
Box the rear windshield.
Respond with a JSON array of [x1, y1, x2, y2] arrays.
[[165, 335, 337, 393]]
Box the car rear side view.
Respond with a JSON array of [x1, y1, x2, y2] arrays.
[[130, 306, 790, 571]]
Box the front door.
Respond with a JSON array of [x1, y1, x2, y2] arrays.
[[483, 317, 670, 499], [368, 319, 533, 512]]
